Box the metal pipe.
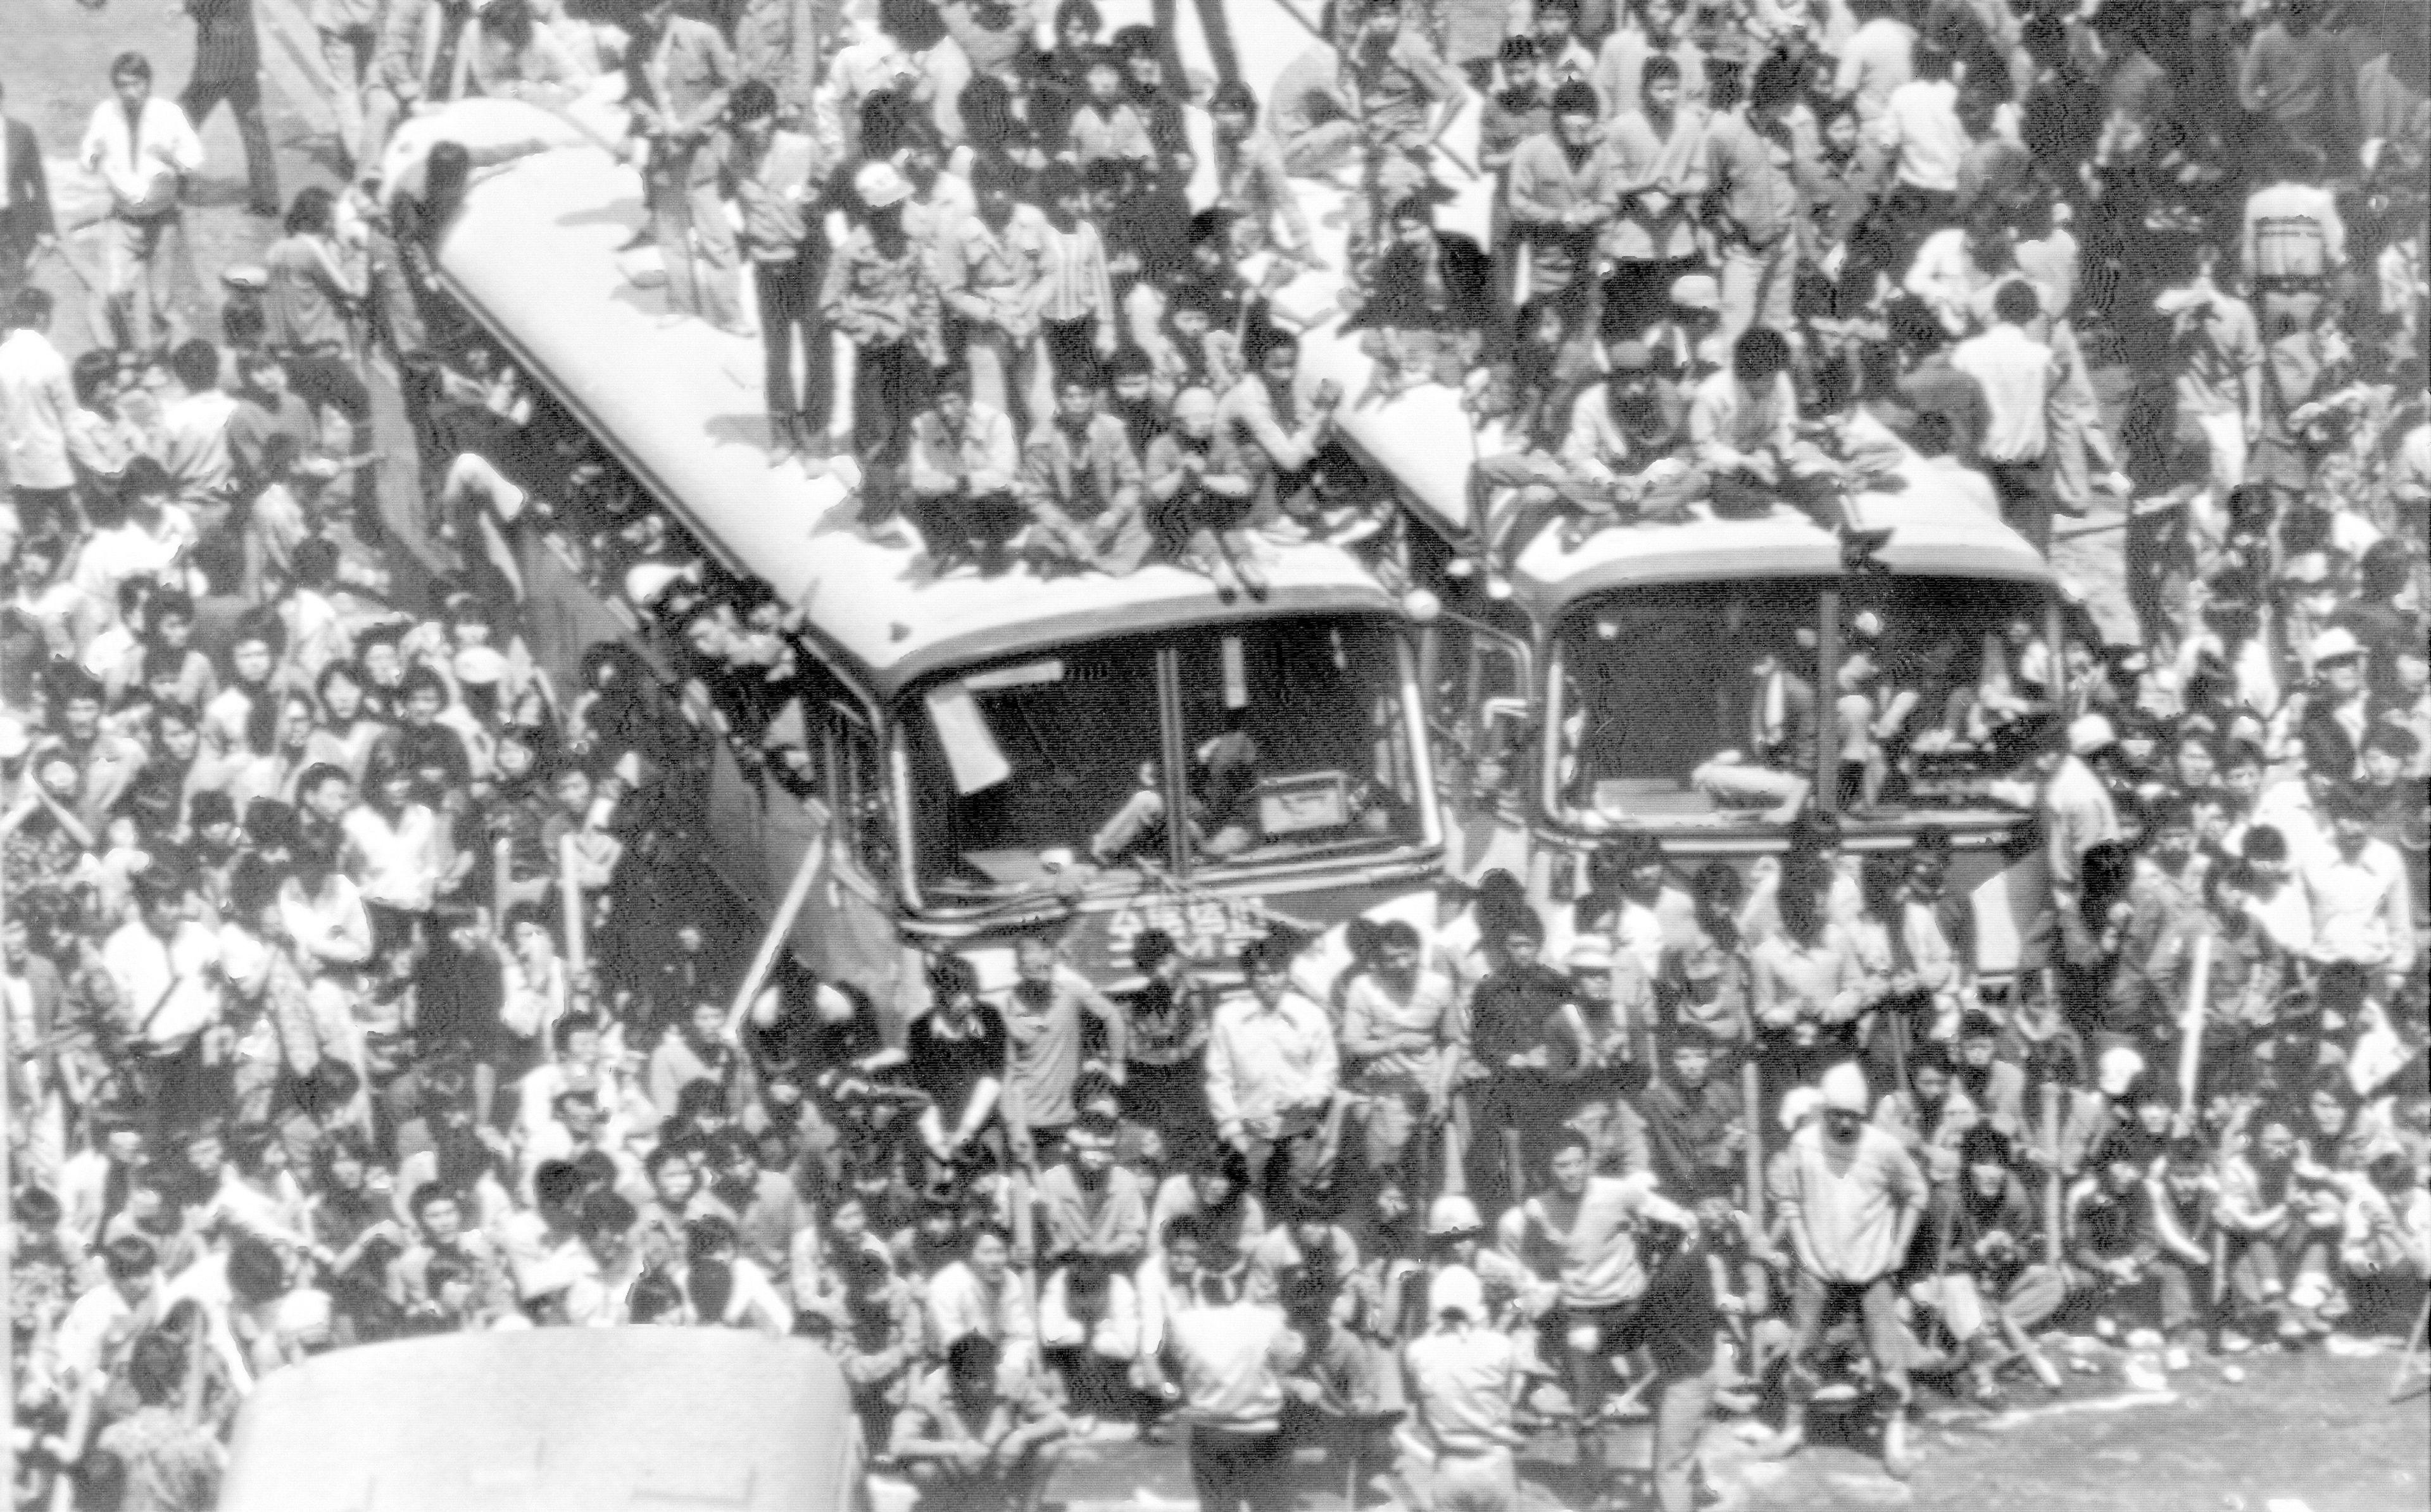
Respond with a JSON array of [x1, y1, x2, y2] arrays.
[[1816, 585, 1841, 816]]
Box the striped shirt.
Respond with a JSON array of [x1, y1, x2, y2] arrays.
[[1034, 218, 1113, 330]]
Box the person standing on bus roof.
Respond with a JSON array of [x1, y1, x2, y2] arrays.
[[627, 0, 746, 334], [822, 161, 944, 467], [724, 80, 837, 461]]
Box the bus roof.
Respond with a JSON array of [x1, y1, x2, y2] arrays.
[[217, 1330, 855, 1512], [435, 125, 1404, 704], [1509, 459, 2057, 618]]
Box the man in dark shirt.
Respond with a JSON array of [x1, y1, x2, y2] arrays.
[[1612, 1213, 1719, 1512], [1464, 913, 1578, 1208]]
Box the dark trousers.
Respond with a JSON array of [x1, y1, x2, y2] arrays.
[[1152, 0, 1240, 91], [754, 251, 832, 432], [1187, 1427, 1288, 1512], [1986, 454, 2054, 553], [1041, 315, 1101, 392], [180, 71, 279, 213], [851, 339, 931, 465], [282, 346, 379, 532], [1600, 254, 1705, 344]]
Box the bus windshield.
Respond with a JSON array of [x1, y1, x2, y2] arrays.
[[1550, 576, 2052, 829], [907, 617, 1427, 903]]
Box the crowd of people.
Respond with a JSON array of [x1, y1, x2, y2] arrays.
[[0, 0, 2427, 1509]]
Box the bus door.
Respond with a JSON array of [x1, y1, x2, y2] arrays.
[[1424, 612, 1533, 881], [779, 666, 910, 1033]]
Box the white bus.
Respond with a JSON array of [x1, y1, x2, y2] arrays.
[[1165, 0, 2068, 974], [402, 116, 1443, 1017]]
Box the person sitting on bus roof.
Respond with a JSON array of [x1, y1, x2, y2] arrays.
[[909, 366, 1027, 578], [1349, 191, 1493, 403], [1492, 339, 1698, 583], [1147, 286, 1246, 415], [1145, 386, 1266, 604], [1690, 327, 1837, 515], [1689, 643, 1817, 825], [1021, 370, 1153, 577], [1219, 330, 1343, 545]]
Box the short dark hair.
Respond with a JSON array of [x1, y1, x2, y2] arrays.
[[170, 338, 222, 394], [1993, 278, 2042, 323], [730, 77, 779, 122], [110, 51, 153, 84], [8, 286, 52, 330], [1550, 80, 1600, 118], [1209, 81, 1257, 116]]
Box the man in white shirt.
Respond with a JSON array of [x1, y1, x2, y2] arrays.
[[1206, 934, 1341, 1196], [0, 287, 77, 542], [1872, 42, 1964, 251], [1949, 278, 2059, 550], [1831, 0, 1915, 125], [77, 53, 204, 350], [2302, 782, 2416, 1014]]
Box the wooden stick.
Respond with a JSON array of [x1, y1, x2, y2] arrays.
[[491, 837, 513, 942], [2176, 932, 2213, 1125], [2040, 1081, 2065, 1267], [2390, 1292, 2431, 1404], [1740, 1058, 1765, 1234], [558, 832, 589, 992], [722, 836, 826, 1042]]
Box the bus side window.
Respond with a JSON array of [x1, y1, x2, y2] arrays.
[[1466, 632, 1530, 798], [832, 708, 895, 884]]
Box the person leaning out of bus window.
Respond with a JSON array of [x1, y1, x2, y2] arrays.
[[626, 0, 747, 334], [1690, 643, 1816, 826], [891, 1332, 1072, 1512], [822, 161, 946, 467], [1020, 370, 1153, 577], [908, 361, 1027, 578]]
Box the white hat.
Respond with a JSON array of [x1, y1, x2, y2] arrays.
[[1564, 938, 1614, 973], [0, 717, 27, 762], [1669, 272, 1720, 311], [2097, 1045, 2146, 1098], [453, 646, 508, 687], [854, 161, 912, 209], [1429, 1265, 1486, 1322], [2309, 626, 2364, 665], [1173, 386, 1219, 423], [624, 559, 701, 606], [1778, 1085, 1823, 1132], [2067, 714, 2116, 756], [1425, 1194, 1483, 1237], [1820, 1062, 1869, 1115]]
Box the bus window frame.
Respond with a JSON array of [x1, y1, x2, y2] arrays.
[[892, 618, 1441, 917]]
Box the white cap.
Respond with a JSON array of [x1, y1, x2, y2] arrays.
[[2067, 714, 2116, 756], [2097, 1045, 2146, 1098], [854, 161, 912, 209], [0, 716, 27, 761], [1820, 1062, 1869, 1115], [2309, 626, 2363, 665], [624, 559, 701, 606], [1173, 386, 1219, 422], [453, 646, 508, 687], [1429, 1265, 1486, 1322], [1425, 1194, 1483, 1237], [1779, 1085, 1823, 1132]]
